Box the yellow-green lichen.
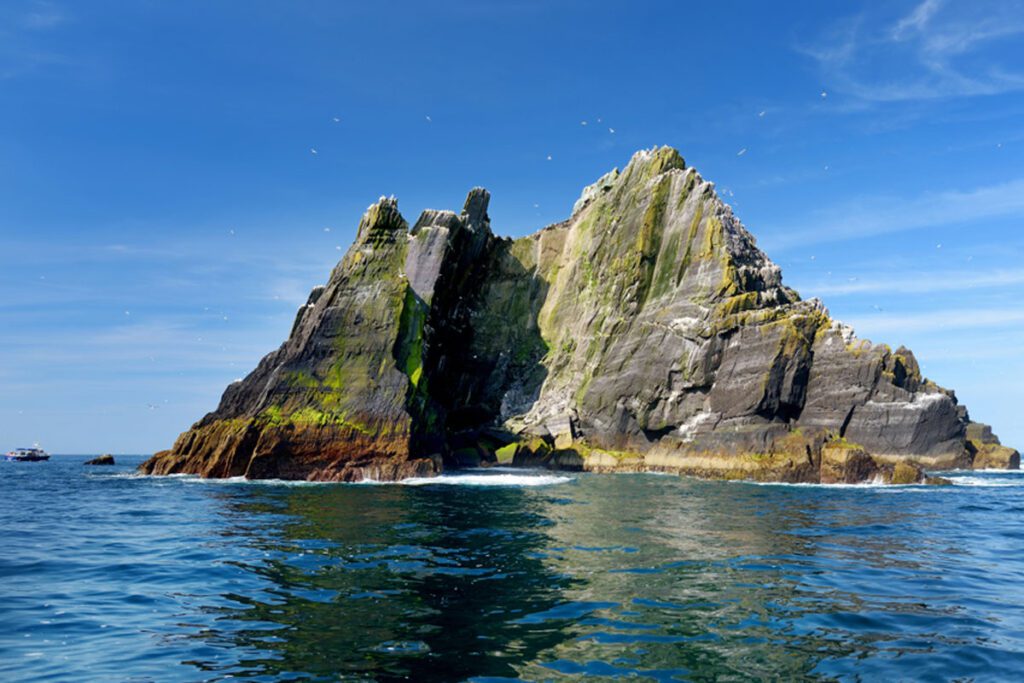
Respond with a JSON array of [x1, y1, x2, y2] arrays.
[[395, 286, 427, 390], [495, 443, 517, 463], [826, 436, 864, 450]]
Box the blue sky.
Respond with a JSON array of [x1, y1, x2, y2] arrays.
[[2, 0, 1023, 454]]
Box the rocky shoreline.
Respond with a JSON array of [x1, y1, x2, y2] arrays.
[[140, 147, 1018, 485]]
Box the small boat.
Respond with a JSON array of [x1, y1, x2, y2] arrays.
[[5, 447, 50, 462]]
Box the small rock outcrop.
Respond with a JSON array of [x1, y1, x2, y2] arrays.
[[967, 423, 1020, 470], [140, 147, 1017, 483], [819, 443, 877, 484], [85, 454, 115, 466]]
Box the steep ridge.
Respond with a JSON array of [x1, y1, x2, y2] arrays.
[[141, 147, 1018, 483]]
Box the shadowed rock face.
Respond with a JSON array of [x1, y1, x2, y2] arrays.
[[141, 147, 1016, 482]]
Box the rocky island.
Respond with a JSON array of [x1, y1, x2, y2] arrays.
[[140, 147, 1019, 484]]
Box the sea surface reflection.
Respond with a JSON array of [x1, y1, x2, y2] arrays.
[[3, 458, 1024, 681]]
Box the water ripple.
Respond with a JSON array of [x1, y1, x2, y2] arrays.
[[2, 457, 1024, 681]]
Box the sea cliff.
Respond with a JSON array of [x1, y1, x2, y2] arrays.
[[141, 147, 1019, 483]]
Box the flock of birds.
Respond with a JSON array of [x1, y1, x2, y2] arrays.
[[117, 87, 980, 415], [309, 113, 618, 164], [300, 88, 948, 301], [309, 90, 837, 180], [309, 91, 838, 171]]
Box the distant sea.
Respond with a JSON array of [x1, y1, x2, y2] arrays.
[[2, 455, 1023, 681]]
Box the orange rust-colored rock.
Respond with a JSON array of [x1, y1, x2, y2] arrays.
[[139, 419, 440, 482]]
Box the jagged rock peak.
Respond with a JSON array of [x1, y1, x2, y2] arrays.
[[411, 209, 461, 234], [629, 145, 687, 176], [356, 196, 407, 242], [461, 187, 491, 229], [573, 146, 694, 217]]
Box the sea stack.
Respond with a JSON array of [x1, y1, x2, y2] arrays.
[[140, 147, 1018, 483]]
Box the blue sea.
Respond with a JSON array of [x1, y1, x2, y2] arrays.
[[2, 456, 1023, 682]]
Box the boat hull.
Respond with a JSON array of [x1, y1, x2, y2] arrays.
[[4, 455, 49, 462]]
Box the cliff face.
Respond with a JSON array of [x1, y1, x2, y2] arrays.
[[141, 147, 1017, 482]]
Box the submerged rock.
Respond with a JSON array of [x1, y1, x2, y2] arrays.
[[85, 454, 115, 466], [140, 147, 1017, 483]]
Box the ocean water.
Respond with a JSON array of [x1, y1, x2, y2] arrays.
[[3, 457, 1024, 682]]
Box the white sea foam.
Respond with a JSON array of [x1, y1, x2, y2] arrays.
[[180, 476, 309, 486], [116, 469, 1020, 489], [734, 480, 895, 490], [370, 473, 574, 487], [943, 476, 1024, 488], [727, 471, 1024, 490], [115, 470, 571, 487], [181, 476, 333, 487]]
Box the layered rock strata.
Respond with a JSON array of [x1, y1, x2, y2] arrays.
[[141, 147, 1016, 483]]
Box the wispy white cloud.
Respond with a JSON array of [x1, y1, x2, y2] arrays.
[[0, 235, 334, 311], [101, 243, 186, 258], [0, 315, 288, 380], [0, 1, 71, 79], [845, 306, 1024, 334], [765, 176, 1024, 248], [799, 268, 1024, 296], [801, 0, 1024, 102], [20, 1, 66, 30], [900, 337, 1024, 363], [0, 45, 70, 80], [892, 0, 942, 41]]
